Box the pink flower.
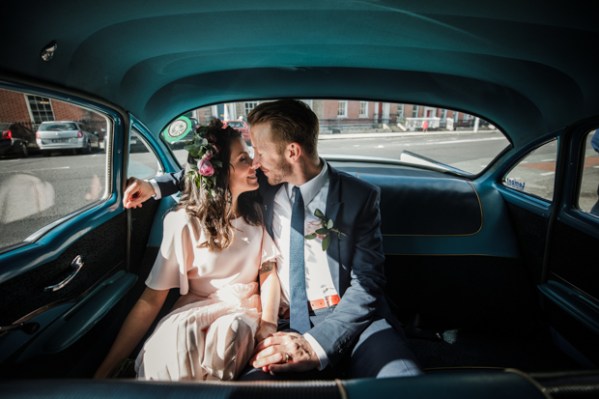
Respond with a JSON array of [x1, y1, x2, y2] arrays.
[[202, 150, 213, 161], [197, 159, 215, 177]]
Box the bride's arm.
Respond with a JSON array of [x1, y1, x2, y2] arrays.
[[256, 261, 279, 342]]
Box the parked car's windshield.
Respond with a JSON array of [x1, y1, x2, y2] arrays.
[[162, 100, 509, 176]]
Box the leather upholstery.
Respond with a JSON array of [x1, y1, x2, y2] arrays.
[[0, 370, 550, 398], [361, 173, 482, 236]]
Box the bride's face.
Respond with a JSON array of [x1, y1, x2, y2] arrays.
[[228, 137, 259, 198]]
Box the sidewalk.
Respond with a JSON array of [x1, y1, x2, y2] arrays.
[[318, 128, 500, 140]]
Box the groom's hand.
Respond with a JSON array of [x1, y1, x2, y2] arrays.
[[123, 177, 155, 209], [251, 331, 319, 373]]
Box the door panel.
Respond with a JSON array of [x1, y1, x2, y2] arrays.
[[0, 84, 134, 377], [538, 125, 599, 366]]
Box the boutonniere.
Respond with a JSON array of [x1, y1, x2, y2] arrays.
[[305, 208, 345, 251]]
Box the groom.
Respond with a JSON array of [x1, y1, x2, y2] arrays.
[[123, 99, 421, 379]]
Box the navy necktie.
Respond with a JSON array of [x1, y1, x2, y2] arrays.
[[289, 186, 310, 333]]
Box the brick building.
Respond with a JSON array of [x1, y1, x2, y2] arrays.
[[192, 100, 476, 134], [0, 88, 105, 138]]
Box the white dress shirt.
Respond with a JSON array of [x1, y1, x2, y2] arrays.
[[271, 160, 336, 368]]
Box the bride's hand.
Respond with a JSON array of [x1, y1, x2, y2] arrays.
[[255, 320, 277, 343]]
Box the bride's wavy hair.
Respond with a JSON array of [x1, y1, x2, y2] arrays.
[[177, 118, 262, 251]]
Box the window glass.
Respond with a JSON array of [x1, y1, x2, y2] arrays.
[[503, 140, 557, 201], [579, 129, 599, 216], [127, 129, 160, 180], [0, 87, 109, 251], [162, 99, 509, 176]]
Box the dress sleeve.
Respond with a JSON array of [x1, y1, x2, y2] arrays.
[[260, 227, 280, 265], [145, 210, 193, 295]]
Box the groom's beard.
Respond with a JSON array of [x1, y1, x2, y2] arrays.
[[265, 157, 293, 186]]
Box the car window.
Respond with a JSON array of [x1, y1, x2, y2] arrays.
[[0, 87, 110, 252], [162, 100, 510, 175], [127, 129, 161, 180], [503, 140, 557, 201], [578, 128, 599, 216]]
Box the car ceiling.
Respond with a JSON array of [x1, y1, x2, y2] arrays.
[[1, 0, 598, 146]]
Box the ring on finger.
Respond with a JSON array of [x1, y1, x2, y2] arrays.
[[284, 352, 290, 363]]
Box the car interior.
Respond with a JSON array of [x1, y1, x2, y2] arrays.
[[1, 1, 599, 398]]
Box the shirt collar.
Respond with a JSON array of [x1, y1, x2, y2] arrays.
[[286, 159, 328, 206]]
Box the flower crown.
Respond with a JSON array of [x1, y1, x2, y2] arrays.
[[184, 123, 226, 197]]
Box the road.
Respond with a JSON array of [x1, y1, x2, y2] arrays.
[[317, 130, 508, 173]]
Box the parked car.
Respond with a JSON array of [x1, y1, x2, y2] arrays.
[[0, 1, 598, 398], [0, 129, 29, 157], [35, 121, 99, 155], [0, 123, 38, 157], [225, 120, 250, 144]]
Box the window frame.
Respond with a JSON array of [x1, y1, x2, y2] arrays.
[[0, 82, 125, 255]]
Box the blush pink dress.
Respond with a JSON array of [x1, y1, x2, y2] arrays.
[[135, 209, 279, 381]]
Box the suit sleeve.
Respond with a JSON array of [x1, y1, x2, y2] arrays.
[[154, 169, 185, 198], [308, 184, 386, 365]]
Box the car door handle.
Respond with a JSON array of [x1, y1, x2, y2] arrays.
[[0, 321, 40, 334], [44, 255, 84, 292]]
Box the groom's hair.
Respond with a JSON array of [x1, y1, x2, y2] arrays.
[[247, 99, 319, 159]]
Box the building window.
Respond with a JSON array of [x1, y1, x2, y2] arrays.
[[359, 101, 368, 118], [27, 95, 54, 124], [337, 101, 348, 117], [397, 104, 405, 119], [244, 101, 258, 116], [411, 105, 419, 118]]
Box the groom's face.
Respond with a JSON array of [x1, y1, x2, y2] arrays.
[[250, 122, 293, 186]]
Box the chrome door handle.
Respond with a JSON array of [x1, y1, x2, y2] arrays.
[[0, 321, 39, 334], [44, 255, 84, 292]]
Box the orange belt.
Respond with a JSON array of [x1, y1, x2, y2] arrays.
[[309, 294, 341, 310]]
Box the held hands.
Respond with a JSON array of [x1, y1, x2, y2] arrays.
[[123, 178, 155, 209], [255, 320, 277, 344], [251, 331, 320, 374]]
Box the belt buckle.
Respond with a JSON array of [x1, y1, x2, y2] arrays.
[[310, 295, 340, 311], [325, 294, 340, 307]]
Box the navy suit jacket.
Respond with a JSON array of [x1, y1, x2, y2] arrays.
[[154, 162, 396, 366]]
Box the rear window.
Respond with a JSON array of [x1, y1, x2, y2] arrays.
[[163, 99, 510, 176], [41, 123, 77, 131]]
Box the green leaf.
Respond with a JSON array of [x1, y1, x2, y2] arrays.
[[315, 227, 328, 234], [322, 235, 331, 251], [305, 233, 317, 240], [326, 219, 334, 229], [314, 208, 325, 218]]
